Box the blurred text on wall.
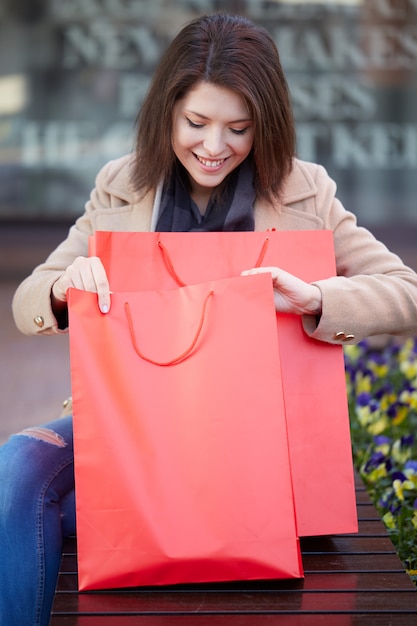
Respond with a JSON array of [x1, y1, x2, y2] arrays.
[[0, 0, 416, 226]]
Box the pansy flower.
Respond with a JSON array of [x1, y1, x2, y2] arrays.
[[393, 477, 414, 501], [382, 511, 396, 529], [387, 402, 409, 426], [392, 438, 413, 464], [373, 435, 391, 456]]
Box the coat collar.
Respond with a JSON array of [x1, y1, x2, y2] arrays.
[[102, 154, 139, 203], [98, 155, 320, 233], [281, 159, 318, 206]]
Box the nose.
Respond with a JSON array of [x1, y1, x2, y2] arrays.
[[203, 127, 226, 156]]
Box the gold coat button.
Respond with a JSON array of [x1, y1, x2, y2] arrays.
[[334, 331, 346, 341], [34, 316, 45, 328], [343, 334, 355, 342]]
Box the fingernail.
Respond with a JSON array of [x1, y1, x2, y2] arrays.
[[100, 304, 109, 314]]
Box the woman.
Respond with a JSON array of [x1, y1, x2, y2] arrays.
[[2, 12, 417, 626]]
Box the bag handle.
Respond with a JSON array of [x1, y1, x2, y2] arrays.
[[157, 240, 186, 287], [124, 290, 214, 366], [157, 236, 270, 287]]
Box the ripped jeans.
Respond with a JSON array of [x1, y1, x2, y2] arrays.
[[0, 415, 75, 626]]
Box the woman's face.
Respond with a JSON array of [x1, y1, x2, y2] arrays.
[[172, 82, 254, 204]]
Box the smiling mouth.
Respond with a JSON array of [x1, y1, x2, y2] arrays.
[[195, 154, 226, 168]]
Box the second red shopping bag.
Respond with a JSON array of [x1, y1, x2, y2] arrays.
[[89, 230, 358, 537]]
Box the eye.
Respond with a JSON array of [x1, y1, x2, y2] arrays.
[[230, 127, 250, 136], [185, 117, 204, 129]]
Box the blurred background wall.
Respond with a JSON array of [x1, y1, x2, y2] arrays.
[[0, 0, 416, 227]]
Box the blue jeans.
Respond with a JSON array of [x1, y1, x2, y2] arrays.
[[0, 415, 75, 626]]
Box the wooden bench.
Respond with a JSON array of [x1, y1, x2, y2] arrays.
[[51, 475, 417, 625]]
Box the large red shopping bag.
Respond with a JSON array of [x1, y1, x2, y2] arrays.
[[69, 273, 303, 591], [90, 230, 358, 537]]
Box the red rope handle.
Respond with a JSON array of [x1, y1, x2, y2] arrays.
[[157, 240, 186, 286], [157, 235, 270, 283], [124, 290, 214, 366], [254, 236, 269, 267]]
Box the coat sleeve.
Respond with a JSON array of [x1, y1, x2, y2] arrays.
[[12, 160, 116, 336], [301, 164, 417, 344]]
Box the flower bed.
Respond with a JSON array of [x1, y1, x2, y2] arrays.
[[345, 337, 417, 584]]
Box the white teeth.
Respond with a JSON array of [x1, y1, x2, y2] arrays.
[[196, 156, 224, 167]]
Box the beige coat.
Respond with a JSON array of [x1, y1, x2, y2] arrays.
[[12, 154, 417, 344]]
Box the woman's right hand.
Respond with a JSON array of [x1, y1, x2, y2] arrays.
[[52, 256, 111, 314]]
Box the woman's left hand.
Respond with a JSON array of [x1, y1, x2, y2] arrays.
[[241, 266, 322, 316]]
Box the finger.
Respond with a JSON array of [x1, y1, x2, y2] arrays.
[[242, 267, 282, 283], [52, 274, 70, 302], [54, 257, 112, 313], [241, 267, 274, 276], [88, 257, 111, 313]]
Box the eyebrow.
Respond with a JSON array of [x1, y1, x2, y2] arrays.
[[186, 110, 253, 124]]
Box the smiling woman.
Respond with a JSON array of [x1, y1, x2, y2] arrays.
[[133, 12, 296, 208], [171, 83, 255, 214]]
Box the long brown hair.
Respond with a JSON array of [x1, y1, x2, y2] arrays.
[[133, 13, 295, 203]]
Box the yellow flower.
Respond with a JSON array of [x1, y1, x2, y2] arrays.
[[403, 471, 417, 489], [356, 405, 372, 428], [382, 511, 396, 529], [398, 337, 417, 360], [391, 405, 409, 426], [367, 464, 388, 482], [393, 478, 414, 501], [374, 442, 390, 456], [355, 375, 372, 394], [399, 359, 417, 380], [380, 393, 397, 411], [367, 415, 390, 435], [399, 389, 417, 411], [392, 440, 412, 464], [368, 362, 389, 378], [344, 344, 361, 363]]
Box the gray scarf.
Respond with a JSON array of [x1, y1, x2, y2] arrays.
[[156, 158, 256, 232]]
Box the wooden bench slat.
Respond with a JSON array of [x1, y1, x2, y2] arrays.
[[52, 588, 417, 613], [301, 535, 397, 553], [56, 570, 416, 593], [355, 490, 377, 504], [48, 615, 417, 626], [357, 520, 392, 533], [51, 476, 417, 624], [58, 546, 406, 577]]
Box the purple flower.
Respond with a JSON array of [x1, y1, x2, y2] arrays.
[[401, 434, 414, 447], [375, 384, 394, 399], [374, 435, 391, 446], [387, 402, 405, 419], [405, 460, 417, 473], [392, 471, 407, 482], [370, 353, 389, 366], [357, 392, 372, 406], [379, 492, 401, 515], [390, 502, 402, 514], [364, 451, 386, 472]]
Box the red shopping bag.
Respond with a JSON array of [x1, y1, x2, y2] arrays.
[[69, 273, 303, 591], [90, 230, 358, 537]]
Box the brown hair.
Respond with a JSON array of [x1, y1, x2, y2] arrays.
[[133, 13, 295, 203]]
